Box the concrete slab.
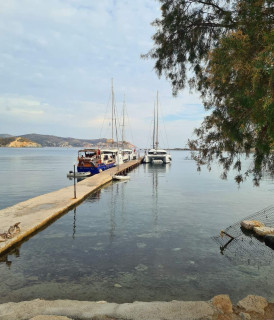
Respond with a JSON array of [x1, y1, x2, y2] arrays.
[[0, 159, 141, 255], [0, 299, 215, 320], [1, 296, 273, 320]]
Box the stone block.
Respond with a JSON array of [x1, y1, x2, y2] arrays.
[[237, 295, 268, 315], [240, 220, 264, 230], [212, 295, 233, 314]]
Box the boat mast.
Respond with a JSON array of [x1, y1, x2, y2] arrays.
[[122, 94, 125, 151], [152, 101, 155, 149], [111, 78, 114, 147], [155, 91, 159, 150]]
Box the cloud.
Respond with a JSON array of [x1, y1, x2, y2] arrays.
[[0, 0, 205, 147]]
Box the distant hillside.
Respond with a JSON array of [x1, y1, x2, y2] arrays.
[[0, 133, 135, 148], [19, 134, 107, 148], [0, 134, 13, 138], [0, 137, 41, 148]]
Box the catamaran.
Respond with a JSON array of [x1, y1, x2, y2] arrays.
[[143, 91, 172, 164]]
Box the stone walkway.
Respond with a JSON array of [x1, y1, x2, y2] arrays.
[[0, 295, 273, 320]]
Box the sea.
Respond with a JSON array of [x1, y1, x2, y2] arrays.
[[0, 147, 273, 304]]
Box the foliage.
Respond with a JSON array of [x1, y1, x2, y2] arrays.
[[144, 0, 274, 184]]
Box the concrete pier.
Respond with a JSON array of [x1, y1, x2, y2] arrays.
[[0, 158, 142, 255]]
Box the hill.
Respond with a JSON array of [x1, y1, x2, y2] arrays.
[[20, 134, 107, 148], [0, 134, 13, 138], [0, 133, 135, 148], [0, 137, 41, 148]]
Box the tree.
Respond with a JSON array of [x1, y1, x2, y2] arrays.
[[144, 0, 274, 184]]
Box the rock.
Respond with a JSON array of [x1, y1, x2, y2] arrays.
[[134, 264, 148, 272], [253, 226, 274, 237], [237, 295, 268, 315], [137, 242, 146, 248], [212, 295, 233, 314], [241, 220, 265, 230], [239, 312, 251, 320]]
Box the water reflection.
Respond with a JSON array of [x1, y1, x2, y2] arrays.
[[72, 208, 77, 239], [0, 152, 273, 304], [144, 162, 170, 234], [0, 246, 21, 268], [86, 189, 101, 203]]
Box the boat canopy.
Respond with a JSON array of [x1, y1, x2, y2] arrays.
[[78, 149, 98, 157], [101, 149, 119, 154], [123, 149, 133, 153], [148, 149, 167, 155]]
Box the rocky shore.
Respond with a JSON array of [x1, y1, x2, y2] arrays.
[[0, 137, 41, 148], [0, 295, 273, 320]]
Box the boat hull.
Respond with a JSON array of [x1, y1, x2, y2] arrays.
[[77, 162, 115, 175], [112, 175, 130, 181], [67, 172, 91, 178], [143, 154, 171, 164]]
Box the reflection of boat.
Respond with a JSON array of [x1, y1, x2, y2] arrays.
[[77, 149, 116, 175], [143, 91, 171, 164], [112, 175, 130, 181], [67, 171, 91, 178]]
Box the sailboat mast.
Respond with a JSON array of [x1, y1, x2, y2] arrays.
[[155, 91, 159, 150], [122, 95, 125, 150], [152, 102, 155, 149], [111, 78, 114, 146]]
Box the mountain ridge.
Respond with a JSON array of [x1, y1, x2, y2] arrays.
[[0, 133, 134, 148]]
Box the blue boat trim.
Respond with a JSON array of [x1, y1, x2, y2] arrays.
[[76, 148, 116, 176]]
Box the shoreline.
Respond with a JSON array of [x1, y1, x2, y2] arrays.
[[0, 295, 273, 320]]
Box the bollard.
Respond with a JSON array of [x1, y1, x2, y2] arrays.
[[73, 164, 77, 199]]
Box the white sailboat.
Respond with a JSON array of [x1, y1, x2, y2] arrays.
[[143, 91, 172, 164]]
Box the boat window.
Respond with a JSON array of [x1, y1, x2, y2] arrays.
[[85, 152, 95, 157]]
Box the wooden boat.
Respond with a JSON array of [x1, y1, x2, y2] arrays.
[[77, 149, 115, 175], [112, 175, 130, 181], [67, 171, 91, 178]]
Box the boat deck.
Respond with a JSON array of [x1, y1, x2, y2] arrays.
[[0, 158, 142, 255]]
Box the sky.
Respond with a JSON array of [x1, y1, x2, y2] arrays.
[[0, 0, 206, 148]]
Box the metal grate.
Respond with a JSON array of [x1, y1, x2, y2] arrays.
[[212, 205, 274, 266]]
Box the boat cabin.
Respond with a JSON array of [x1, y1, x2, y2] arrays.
[[147, 149, 167, 155], [78, 149, 101, 167]]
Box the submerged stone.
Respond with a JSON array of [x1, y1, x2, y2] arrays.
[[137, 242, 146, 248], [134, 264, 148, 272]]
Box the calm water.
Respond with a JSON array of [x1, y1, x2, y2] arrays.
[[0, 147, 77, 209], [0, 148, 273, 303]]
